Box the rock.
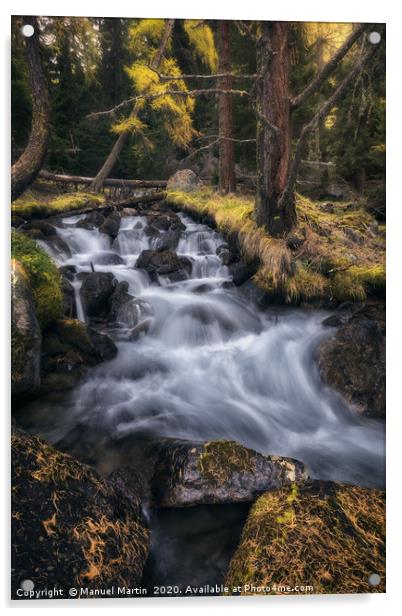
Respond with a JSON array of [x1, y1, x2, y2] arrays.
[[11, 430, 149, 598], [77, 211, 105, 229], [11, 215, 25, 228], [166, 169, 202, 192], [27, 220, 57, 237], [60, 275, 76, 318], [87, 328, 118, 361], [44, 236, 71, 259], [228, 261, 258, 286], [59, 265, 76, 281], [130, 318, 153, 340], [147, 439, 308, 507], [216, 244, 233, 266], [316, 317, 385, 418], [136, 250, 192, 282], [92, 252, 125, 266], [146, 213, 185, 251], [11, 260, 42, 400], [225, 480, 385, 594], [321, 314, 342, 327], [99, 212, 121, 239], [80, 272, 117, 317], [41, 319, 117, 393]]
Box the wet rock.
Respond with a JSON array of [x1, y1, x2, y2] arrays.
[[147, 439, 308, 507], [121, 207, 138, 216], [316, 316, 385, 418], [99, 212, 121, 239], [11, 430, 149, 598], [26, 220, 57, 238], [80, 272, 117, 317], [59, 265, 76, 281], [136, 250, 192, 282], [166, 169, 202, 192], [146, 213, 185, 251], [41, 319, 117, 394], [216, 244, 234, 266], [226, 480, 385, 594], [92, 252, 125, 266], [11, 215, 25, 228], [11, 260, 41, 400], [76, 211, 105, 229], [130, 317, 153, 340], [321, 314, 342, 327], [228, 261, 258, 286], [44, 236, 72, 259], [60, 275, 76, 318]]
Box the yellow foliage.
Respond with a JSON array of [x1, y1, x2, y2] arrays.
[[111, 114, 147, 135], [129, 18, 168, 48], [183, 20, 218, 71]]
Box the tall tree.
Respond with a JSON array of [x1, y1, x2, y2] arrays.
[[89, 19, 175, 192], [11, 16, 50, 200], [254, 22, 372, 235], [217, 21, 236, 193]]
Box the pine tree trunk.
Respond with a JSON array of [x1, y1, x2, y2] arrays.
[[89, 19, 175, 192], [217, 21, 236, 194], [11, 16, 50, 201], [255, 22, 296, 235]]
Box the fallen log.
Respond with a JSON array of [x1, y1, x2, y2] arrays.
[[39, 170, 167, 189]]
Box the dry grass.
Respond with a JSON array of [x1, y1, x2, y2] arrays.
[[225, 481, 385, 595], [12, 183, 105, 219], [167, 189, 385, 303]]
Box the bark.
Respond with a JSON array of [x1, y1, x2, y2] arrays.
[[89, 19, 175, 192], [217, 21, 236, 194], [255, 22, 295, 236], [39, 170, 167, 188], [11, 16, 50, 201]]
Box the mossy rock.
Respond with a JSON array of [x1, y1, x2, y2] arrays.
[[11, 260, 42, 399], [148, 438, 308, 507], [11, 430, 150, 598], [12, 191, 105, 219], [225, 481, 385, 595], [11, 230, 63, 329], [316, 314, 385, 418]]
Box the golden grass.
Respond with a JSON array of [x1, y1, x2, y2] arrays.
[[225, 482, 385, 595], [12, 186, 105, 218], [168, 189, 385, 303]]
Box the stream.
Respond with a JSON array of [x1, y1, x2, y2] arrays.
[[16, 206, 385, 591]]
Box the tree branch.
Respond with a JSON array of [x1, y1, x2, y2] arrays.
[[148, 67, 257, 81], [290, 23, 368, 110]]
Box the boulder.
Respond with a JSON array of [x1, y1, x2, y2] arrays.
[[11, 261, 42, 400], [228, 261, 258, 286], [146, 213, 185, 251], [147, 439, 308, 507], [99, 212, 121, 239], [80, 272, 117, 317], [226, 481, 385, 594], [11, 430, 149, 598], [136, 250, 192, 282], [166, 169, 202, 193], [41, 319, 117, 393], [76, 211, 105, 230], [316, 315, 385, 418], [60, 274, 76, 318], [216, 244, 234, 266]]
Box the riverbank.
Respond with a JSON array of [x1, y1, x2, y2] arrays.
[[167, 185, 385, 305]]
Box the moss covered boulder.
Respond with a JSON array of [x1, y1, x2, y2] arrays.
[[11, 260, 42, 400], [225, 481, 385, 595], [317, 308, 385, 418], [148, 439, 308, 507], [11, 430, 150, 598]]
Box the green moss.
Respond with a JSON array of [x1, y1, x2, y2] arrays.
[[11, 231, 62, 328], [12, 191, 105, 218], [197, 440, 256, 486]]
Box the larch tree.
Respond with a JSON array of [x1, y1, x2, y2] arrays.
[[11, 16, 50, 201], [254, 21, 375, 236]]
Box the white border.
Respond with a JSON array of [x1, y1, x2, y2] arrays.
[[1, 1, 401, 614]]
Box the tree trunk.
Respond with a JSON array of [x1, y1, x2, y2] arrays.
[[11, 16, 50, 201], [255, 22, 295, 236], [89, 19, 175, 192], [217, 21, 236, 194]]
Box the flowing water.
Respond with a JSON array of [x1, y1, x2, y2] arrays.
[[18, 207, 385, 589], [23, 209, 385, 488]]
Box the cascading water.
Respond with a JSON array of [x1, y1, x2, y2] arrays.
[[23, 210, 385, 489]]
